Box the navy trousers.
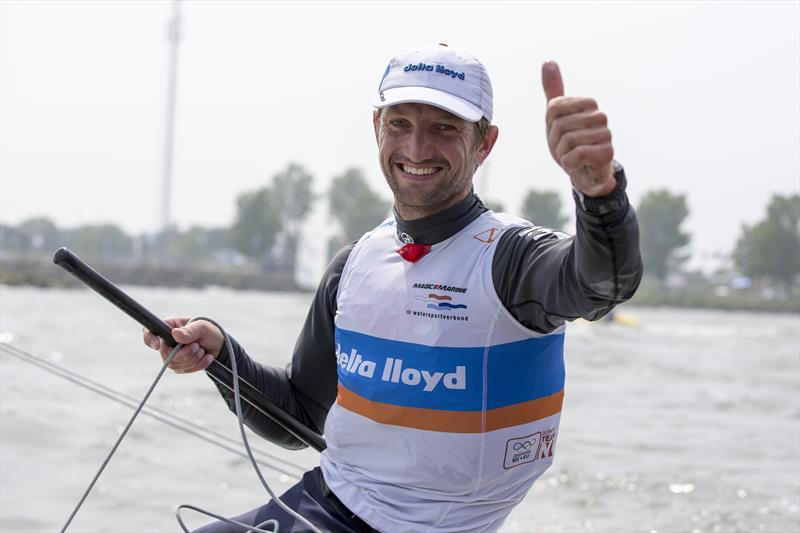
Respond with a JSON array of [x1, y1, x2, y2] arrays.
[[193, 467, 378, 533]]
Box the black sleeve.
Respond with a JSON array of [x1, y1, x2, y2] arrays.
[[493, 167, 643, 334], [209, 242, 355, 449]]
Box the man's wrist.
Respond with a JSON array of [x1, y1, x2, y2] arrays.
[[572, 161, 627, 215]]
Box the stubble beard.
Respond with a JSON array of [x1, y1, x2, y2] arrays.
[[383, 159, 475, 220]]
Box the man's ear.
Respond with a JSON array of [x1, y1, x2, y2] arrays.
[[373, 110, 381, 144], [475, 125, 499, 167]]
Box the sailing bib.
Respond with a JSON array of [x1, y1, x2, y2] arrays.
[[320, 211, 566, 532]]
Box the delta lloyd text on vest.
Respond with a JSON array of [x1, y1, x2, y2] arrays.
[[336, 343, 466, 393]]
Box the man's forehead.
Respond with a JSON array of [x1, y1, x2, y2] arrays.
[[382, 102, 469, 122]]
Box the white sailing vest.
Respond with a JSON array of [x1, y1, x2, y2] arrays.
[[320, 211, 566, 532]]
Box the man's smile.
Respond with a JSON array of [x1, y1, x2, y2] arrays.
[[395, 162, 446, 181], [401, 164, 437, 176]]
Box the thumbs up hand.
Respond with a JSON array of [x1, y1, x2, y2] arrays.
[[542, 61, 616, 197]]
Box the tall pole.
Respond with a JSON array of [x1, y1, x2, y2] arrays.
[[160, 0, 181, 244]]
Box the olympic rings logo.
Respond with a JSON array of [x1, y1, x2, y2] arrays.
[[512, 440, 535, 451]]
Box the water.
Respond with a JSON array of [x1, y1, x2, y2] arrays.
[[1, 285, 798, 533]]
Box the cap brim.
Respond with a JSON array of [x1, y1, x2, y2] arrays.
[[374, 86, 483, 122]]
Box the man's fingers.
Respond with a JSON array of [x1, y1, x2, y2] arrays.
[[143, 317, 189, 349], [143, 316, 222, 373], [143, 328, 160, 350], [160, 342, 209, 373], [542, 61, 564, 102], [560, 144, 615, 175], [172, 326, 195, 345], [547, 110, 608, 153], [164, 317, 190, 329], [170, 352, 215, 374], [546, 97, 598, 128], [144, 317, 220, 374], [161, 343, 194, 364], [555, 128, 613, 161], [171, 321, 211, 344], [171, 319, 224, 357]]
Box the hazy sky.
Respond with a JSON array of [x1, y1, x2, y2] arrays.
[[1, 1, 798, 271]]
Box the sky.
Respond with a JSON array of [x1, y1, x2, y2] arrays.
[[1, 0, 798, 272]]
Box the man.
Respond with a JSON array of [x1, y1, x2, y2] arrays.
[[145, 44, 642, 532]]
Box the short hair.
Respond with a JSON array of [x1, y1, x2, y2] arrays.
[[474, 117, 492, 146]]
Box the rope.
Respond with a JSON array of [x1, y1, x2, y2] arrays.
[[0, 343, 306, 479], [173, 316, 322, 533], [58, 339, 181, 533], [1, 317, 323, 533]]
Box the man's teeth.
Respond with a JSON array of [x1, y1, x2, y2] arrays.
[[402, 165, 437, 176]]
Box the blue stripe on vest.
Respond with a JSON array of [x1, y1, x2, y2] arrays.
[[334, 327, 565, 411]]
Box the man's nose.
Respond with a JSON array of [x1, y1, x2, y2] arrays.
[[403, 128, 435, 162]]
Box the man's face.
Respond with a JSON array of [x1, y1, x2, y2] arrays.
[[374, 103, 498, 220]]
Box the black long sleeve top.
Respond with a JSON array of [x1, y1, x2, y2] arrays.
[[211, 165, 643, 449]]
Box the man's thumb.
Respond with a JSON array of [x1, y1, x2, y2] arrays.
[[172, 324, 199, 344], [542, 61, 564, 101]]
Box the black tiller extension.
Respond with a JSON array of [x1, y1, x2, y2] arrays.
[[53, 247, 326, 452]]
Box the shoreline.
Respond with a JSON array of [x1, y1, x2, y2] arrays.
[[1, 259, 797, 313], [0, 258, 303, 293]]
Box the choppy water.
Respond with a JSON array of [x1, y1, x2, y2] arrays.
[[1, 285, 798, 532]]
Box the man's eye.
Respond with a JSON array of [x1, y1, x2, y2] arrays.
[[435, 123, 457, 132], [389, 119, 410, 128]]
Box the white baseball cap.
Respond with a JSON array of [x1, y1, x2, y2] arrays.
[[374, 43, 493, 123]]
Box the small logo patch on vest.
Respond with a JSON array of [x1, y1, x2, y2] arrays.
[[504, 429, 557, 469], [409, 283, 470, 321], [473, 227, 500, 244], [411, 282, 467, 294]]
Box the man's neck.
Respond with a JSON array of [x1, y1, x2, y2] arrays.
[[394, 191, 489, 246], [394, 189, 472, 221]]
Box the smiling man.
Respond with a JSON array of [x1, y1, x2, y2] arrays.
[[145, 44, 642, 532], [376, 102, 497, 219]]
